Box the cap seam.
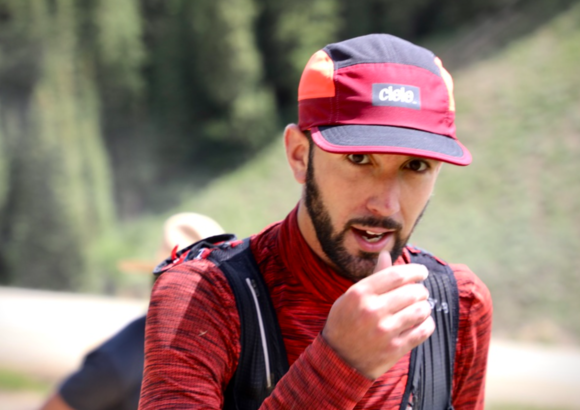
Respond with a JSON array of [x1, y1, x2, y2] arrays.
[[334, 61, 443, 79], [332, 64, 338, 125]]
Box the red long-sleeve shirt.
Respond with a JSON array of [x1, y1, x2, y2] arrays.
[[139, 208, 492, 409]]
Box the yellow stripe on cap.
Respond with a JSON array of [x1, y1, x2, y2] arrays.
[[434, 57, 455, 112]]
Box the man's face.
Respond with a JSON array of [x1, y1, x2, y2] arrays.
[[303, 142, 441, 281]]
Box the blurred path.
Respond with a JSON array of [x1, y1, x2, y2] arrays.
[[0, 391, 45, 410], [485, 340, 580, 408], [1, 286, 580, 409], [0, 286, 148, 379]]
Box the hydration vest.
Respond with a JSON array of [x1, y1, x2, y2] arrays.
[[154, 234, 459, 410]]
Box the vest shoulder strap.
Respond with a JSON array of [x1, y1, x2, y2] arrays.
[[154, 235, 289, 410], [400, 247, 459, 410], [202, 237, 290, 410]]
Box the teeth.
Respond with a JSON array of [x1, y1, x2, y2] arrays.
[[365, 236, 382, 243], [362, 230, 385, 243]]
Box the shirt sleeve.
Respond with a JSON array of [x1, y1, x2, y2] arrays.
[[59, 347, 126, 410], [261, 334, 374, 409], [451, 264, 493, 410], [139, 259, 375, 409], [139, 259, 241, 409]]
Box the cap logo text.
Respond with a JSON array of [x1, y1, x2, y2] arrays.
[[372, 84, 421, 110]]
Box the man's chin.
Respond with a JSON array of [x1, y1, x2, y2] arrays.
[[333, 253, 379, 281], [328, 237, 407, 280]]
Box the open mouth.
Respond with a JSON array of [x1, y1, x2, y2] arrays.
[[351, 227, 387, 243]]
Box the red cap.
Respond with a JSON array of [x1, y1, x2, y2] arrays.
[[298, 34, 471, 166]]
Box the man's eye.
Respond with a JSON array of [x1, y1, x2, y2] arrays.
[[347, 154, 371, 165], [406, 159, 429, 172]]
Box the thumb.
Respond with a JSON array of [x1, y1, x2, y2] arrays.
[[373, 250, 392, 274]]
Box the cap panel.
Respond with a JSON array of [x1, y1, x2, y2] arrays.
[[298, 50, 336, 101], [323, 34, 441, 77], [299, 62, 455, 138], [298, 97, 335, 130]]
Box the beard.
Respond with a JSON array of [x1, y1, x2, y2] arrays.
[[304, 151, 427, 281]]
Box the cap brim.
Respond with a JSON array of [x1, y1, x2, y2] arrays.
[[311, 125, 472, 166]]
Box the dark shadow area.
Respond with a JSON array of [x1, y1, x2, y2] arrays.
[[419, 0, 579, 72]]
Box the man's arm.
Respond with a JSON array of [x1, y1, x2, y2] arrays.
[[140, 259, 375, 409], [451, 264, 494, 410], [38, 354, 125, 410], [139, 259, 242, 409], [39, 316, 145, 410]]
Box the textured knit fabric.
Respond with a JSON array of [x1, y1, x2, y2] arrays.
[[139, 207, 492, 409]]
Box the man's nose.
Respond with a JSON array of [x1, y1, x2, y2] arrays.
[[365, 176, 401, 217]]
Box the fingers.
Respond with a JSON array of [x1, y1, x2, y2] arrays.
[[373, 251, 392, 273], [322, 259, 434, 380], [323, 288, 434, 379], [356, 284, 432, 340], [379, 298, 433, 337], [357, 263, 429, 295], [394, 312, 435, 349], [373, 283, 430, 315]]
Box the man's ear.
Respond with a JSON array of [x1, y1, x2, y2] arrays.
[[284, 124, 310, 184]]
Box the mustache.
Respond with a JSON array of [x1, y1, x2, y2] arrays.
[[345, 216, 403, 231]]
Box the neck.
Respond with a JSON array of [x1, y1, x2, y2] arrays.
[[296, 199, 335, 268]]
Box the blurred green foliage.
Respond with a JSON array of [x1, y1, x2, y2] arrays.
[[0, 0, 114, 289], [0, 367, 51, 393], [0, 0, 579, 347]]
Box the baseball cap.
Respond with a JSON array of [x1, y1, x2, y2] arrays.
[[298, 34, 471, 166]]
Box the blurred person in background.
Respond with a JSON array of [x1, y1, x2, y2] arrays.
[[140, 34, 492, 409], [38, 213, 225, 410]]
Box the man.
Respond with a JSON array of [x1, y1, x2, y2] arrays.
[[139, 34, 492, 409], [39, 213, 224, 410]]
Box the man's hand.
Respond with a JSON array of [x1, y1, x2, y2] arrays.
[[322, 251, 434, 380]]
